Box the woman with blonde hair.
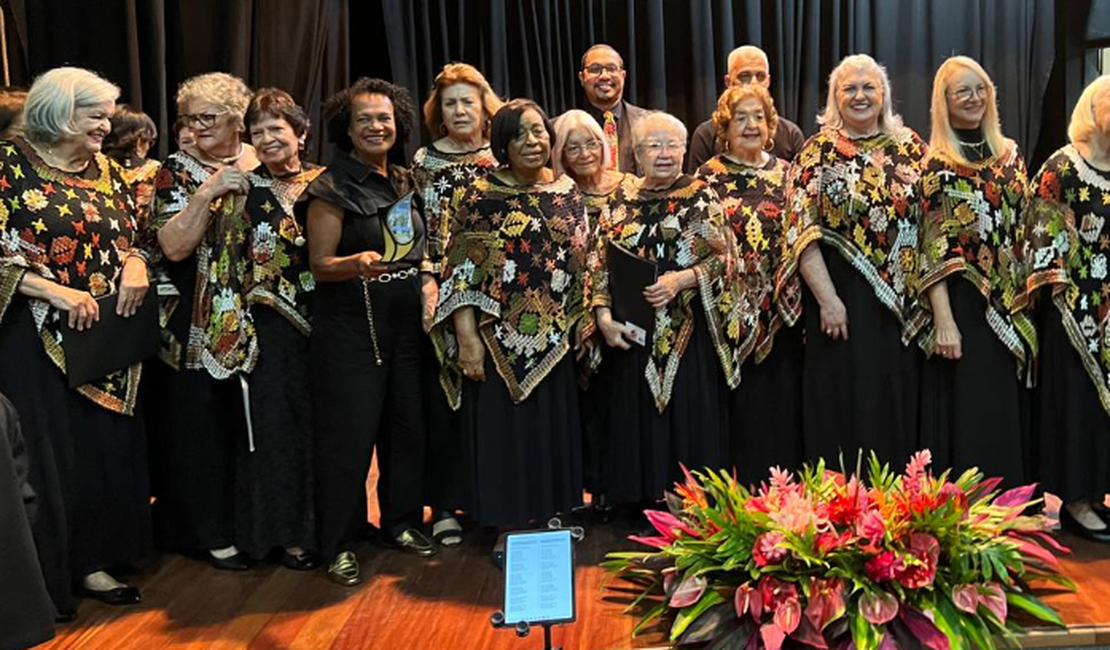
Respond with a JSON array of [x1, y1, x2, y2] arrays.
[[696, 83, 803, 483], [410, 63, 501, 546], [779, 53, 928, 465], [1016, 75, 1110, 542], [917, 56, 1031, 484]]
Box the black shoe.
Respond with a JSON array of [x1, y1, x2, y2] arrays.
[[208, 551, 249, 571], [280, 549, 321, 571], [393, 528, 436, 557], [55, 610, 77, 624], [1060, 505, 1110, 543], [82, 585, 141, 606], [1092, 500, 1110, 518]]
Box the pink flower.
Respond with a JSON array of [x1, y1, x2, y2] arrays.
[[758, 576, 797, 613], [735, 582, 763, 620], [865, 551, 903, 583], [859, 591, 899, 624], [952, 584, 979, 614], [855, 510, 886, 546], [753, 531, 788, 567], [896, 533, 940, 589]]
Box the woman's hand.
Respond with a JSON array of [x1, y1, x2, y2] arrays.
[[48, 285, 100, 331], [356, 251, 389, 279], [420, 275, 439, 333], [595, 307, 631, 350], [934, 319, 962, 360], [116, 256, 150, 318], [456, 332, 486, 382], [197, 166, 250, 201], [818, 294, 849, 341], [643, 270, 691, 308]]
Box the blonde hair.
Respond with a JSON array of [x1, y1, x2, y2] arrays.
[[712, 84, 779, 153], [175, 72, 252, 131], [817, 54, 904, 135], [551, 109, 611, 178], [928, 56, 1008, 165], [1068, 75, 1110, 146], [422, 63, 502, 137], [20, 67, 120, 145]]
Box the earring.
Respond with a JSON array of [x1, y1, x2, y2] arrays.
[[763, 137, 775, 152]]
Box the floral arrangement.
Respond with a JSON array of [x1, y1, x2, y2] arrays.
[[603, 451, 1072, 650]]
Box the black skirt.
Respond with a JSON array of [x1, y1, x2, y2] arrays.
[[423, 340, 472, 513], [234, 308, 316, 557], [918, 279, 1026, 485], [1032, 297, 1110, 503], [801, 247, 921, 469], [597, 306, 731, 505], [0, 301, 151, 614], [728, 324, 804, 487], [462, 351, 583, 527]]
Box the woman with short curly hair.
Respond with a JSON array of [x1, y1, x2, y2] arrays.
[[307, 77, 435, 585]]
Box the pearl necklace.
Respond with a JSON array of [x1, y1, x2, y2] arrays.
[[199, 143, 245, 167]]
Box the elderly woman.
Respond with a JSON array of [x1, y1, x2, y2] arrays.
[[410, 63, 500, 546], [588, 111, 744, 509], [308, 78, 433, 586], [551, 108, 628, 506], [917, 57, 1031, 484], [0, 67, 152, 614], [233, 88, 325, 568], [150, 72, 260, 570], [779, 54, 927, 465], [695, 84, 804, 484], [1016, 75, 1110, 542], [431, 98, 589, 531]]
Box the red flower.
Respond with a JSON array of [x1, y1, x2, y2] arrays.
[[896, 533, 940, 589], [815, 529, 851, 554], [753, 531, 788, 567], [758, 576, 797, 613], [865, 551, 903, 583]]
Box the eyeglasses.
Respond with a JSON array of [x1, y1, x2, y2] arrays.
[[564, 139, 602, 156], [584, 64, 622, 77], [181, 110, 228, 129], [949, 85, 988, 102], [735, 71, 768, 84], [638, 141, 684, 154]]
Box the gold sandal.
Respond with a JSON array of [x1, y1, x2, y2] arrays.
[[327, 551, 361, 586]]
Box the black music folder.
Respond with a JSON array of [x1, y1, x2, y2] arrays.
[[606, 241, 657, 347], [62, 293, 160, 388]]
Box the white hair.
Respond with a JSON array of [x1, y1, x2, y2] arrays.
[[727, 45, 769, 75], [551, 109, 611, 177], [1068, 75, 1110, 147], [632, 111, 688, 149], [817, 53, 904, 135], [20, 67, 120, 145]]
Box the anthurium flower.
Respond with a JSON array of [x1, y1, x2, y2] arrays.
[[734, 582, 763, 620], [952, 584, 979, 614], [978, 583, 1007, 623], [805, 578, 847, 630], [896, 533, 940, 589], [859, 591, 899, 624]]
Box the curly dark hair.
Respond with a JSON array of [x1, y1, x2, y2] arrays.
[[489, 98, 554, 166], [323, 77, 414, 155], [102, 103, 157, 166]]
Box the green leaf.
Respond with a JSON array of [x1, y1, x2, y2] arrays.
[[850, 609, 882, 650], [929, 598, 969, 650], [671, 590, 726, 641], [957, 613, 995, 650], [633, 601, 667, 637], [1005, 591, 1065, 627]]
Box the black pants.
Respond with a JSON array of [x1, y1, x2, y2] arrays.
[[312, 279, 427, 560]]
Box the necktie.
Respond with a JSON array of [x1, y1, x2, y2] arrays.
[[603, 110, 619, 170]]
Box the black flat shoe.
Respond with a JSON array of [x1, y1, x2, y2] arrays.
[[280, 550, 321, 571], [1091, 500, 1110, 518], [209, 551, 249, 571], [1060, 505, 1110, 543], [82, 585, 141, 606], [393, 528, 436, 557], [55, 610, 77, 624]]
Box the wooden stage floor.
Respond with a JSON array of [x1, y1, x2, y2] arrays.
[[29, 516, 1110, 650]]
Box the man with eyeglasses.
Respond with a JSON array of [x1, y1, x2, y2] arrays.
[[686, 45, 806, 171], [574, 43, 649, 174]]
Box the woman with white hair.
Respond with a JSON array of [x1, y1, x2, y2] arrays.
[[588, 110, 746, 510], [779, 54, 928, 465], [150, 72, 260, 570], [1016, 74, 1110, 542], [0, 66, 153, 614], [917, 56, 1031, 485]]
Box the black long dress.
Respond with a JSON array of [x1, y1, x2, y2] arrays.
[[781, 128, 929, 468], [587, 175, 742, 504], [0, 393, 56, 650], [0, 138, 152, 614], [308, 152, 428, 559], [431, 173, 589, 527], [410, 143, 498, 512], [1017, 145, 1110, 503], [917, 144, 1032, 484], [696, 154, 804, 485]]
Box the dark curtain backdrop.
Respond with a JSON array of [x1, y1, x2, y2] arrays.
[[0, 0, 1088, 169]]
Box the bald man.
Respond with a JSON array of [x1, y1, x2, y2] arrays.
[[686, 45, 806, 171], [575, 43, 650, 174]]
